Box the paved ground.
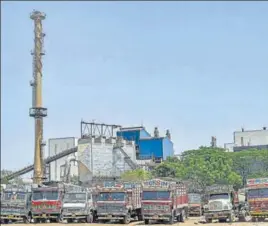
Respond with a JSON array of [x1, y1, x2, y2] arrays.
[[11, 218, 268, 226]]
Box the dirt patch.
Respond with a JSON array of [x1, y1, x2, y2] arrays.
[[12, 218, 263, 226]]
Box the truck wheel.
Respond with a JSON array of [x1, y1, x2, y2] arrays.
[[180, 210, 185, 222], [123, 213, 131, 224], [86, 213, 93, 223], [137, 214, 143, 221], [229, 212, 235, 222], [144, 219, 149, 224], [205, 218, 212, 223]]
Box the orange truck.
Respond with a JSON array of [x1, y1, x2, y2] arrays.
[[246, 177, 268, 222], [141, 178, 189, 224]]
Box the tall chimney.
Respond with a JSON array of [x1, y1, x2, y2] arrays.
[[154, 127, 159, 138], [211, 136, 217, 148], [166, 130, 171, 139]]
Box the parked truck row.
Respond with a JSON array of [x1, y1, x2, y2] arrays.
[[1, 177, 268, 224]]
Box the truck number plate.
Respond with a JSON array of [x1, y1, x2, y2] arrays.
[[8, 215, 13, 219], [72, 213, 76, 217], [42, 214, 46, 217], [108, 215, 112, 218]]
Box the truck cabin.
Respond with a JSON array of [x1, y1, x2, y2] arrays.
[[247, 186, 268, 200], [63, 192, 88, 203], [188, 193, 202, 205], [32, 187, 61, 201], [208, 191, 235, 205]]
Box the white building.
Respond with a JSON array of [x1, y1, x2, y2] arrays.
[[77, 137, 136, 180], [48, 137, 78, 181], [224, 127, 268, 152]]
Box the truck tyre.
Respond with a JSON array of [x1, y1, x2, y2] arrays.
[[179, 209, 185, 222], [123, 213, 131, 224], [205, 218, 212, 223], [169, 214, 174, 224], [229, 212, 235, 222], [137, 214, 143, 221], [86, 213, 93, 223], [144, 219, 149, 224]]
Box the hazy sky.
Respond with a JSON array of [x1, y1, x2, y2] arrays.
[[2, 1, 268, 171]]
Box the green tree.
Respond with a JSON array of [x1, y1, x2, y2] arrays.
[[121, 169, 152, 182], [0, 170, 24, 185]]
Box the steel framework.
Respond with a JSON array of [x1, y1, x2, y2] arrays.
[[80, 120, 121, 138]]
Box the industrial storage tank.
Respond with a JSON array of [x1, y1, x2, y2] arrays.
[[77, 137, 136, 179], [48, 137, 78, 181]]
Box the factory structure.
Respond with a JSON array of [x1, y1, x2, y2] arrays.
[[224, 127, 268, 152], [47, 122, 174, 182], [47, 137, 78, 181]]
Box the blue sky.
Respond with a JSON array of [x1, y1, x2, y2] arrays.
[[2, 1, 268, 171]]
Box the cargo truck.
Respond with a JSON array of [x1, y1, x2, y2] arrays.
[[141, 178, 189, 224], [247, 177, 268, 222], [203, 184, 250, 223], [188, 193, 202, 216], [0, 184, 32, 224], [96, 181, 142, 224], [31, 181, 83, 223], [62, 187, 94, 223]]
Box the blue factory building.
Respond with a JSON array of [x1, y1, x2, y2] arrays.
[[116, 127, 151, 148], [116, 126, 174, 161]]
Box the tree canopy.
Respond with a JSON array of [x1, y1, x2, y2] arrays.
[[152, 147, 268, 190]]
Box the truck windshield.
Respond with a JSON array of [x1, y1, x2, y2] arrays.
[[248, 188, 268, 198], [188, 194, 201, 204], [64, 193, 86, 202], [32, 190, 59, 200], [209, 193, 229, 200], [142, 191, 170, 200], [99, 192, 125, 201]]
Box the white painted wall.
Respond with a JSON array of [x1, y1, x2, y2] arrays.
[[48, 137, 78, 181], [234, 129, 268, 146], [77, 137, 136, 178]]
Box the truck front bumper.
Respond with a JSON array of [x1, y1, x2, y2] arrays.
[[143, 214, 171, 221], [250, 211, 268, 218], [62, 213, 87, 219], [1, 215, 24, 220], [204, 210, 231, 219], [32, 213, 61, 219], [97, 213, 126, 220]]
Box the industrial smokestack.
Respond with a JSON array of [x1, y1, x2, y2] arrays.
[[263, 126, 266, 130], [211, 136, 217, 148], [166, 129, 171, 139], [154, 127, 159, 138], [29, 10, 47, 185]]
